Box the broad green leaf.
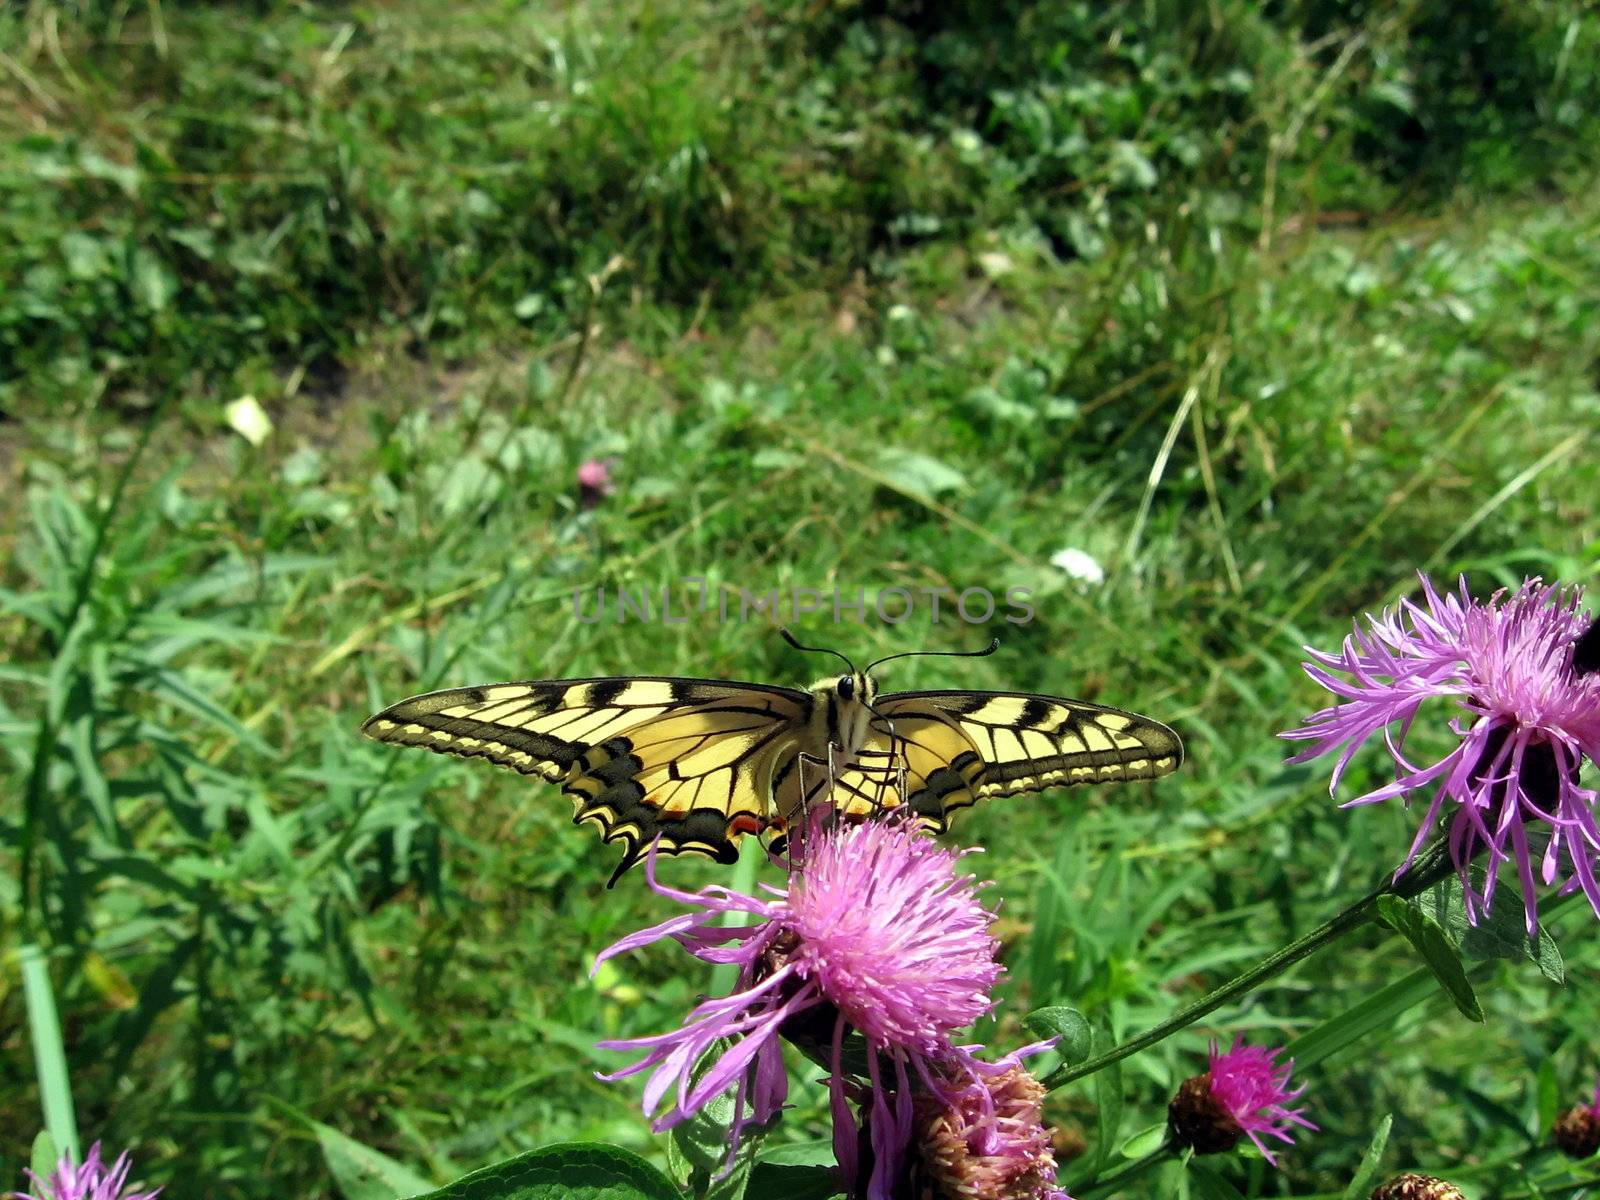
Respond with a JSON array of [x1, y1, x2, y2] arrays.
[[1422, 873, 1564, 983], [1338, 1113, 1392, 1200], [1375, 896, 1482, 1021], [313, 1120, 434, 1200], [1023, 1006, 1092, 1066], [744, 1164, 842, 1200], [1120, 1122, 1169, 1159], [663, 1042, 765, 1200], [757, 1142, 834, 1167], [1286, 968, 1435, 1069], [1533, 932, 1566, 985], [409, 1143, 684, 1200]]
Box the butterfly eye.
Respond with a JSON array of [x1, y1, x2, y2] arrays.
[[837, 676, 855, 700]]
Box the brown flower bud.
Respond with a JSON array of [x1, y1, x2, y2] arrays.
[[1052, 1125, 1087, 1164], [1369, 1174, 1466, 1200], [1554, 1104, 1600, 1159], [1167, 1073, 1241, 1155]]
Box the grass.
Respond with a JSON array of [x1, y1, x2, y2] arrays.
[[3, 1, 1600, 1197]]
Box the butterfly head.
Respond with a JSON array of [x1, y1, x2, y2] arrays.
[[810, 669, 880, 718]]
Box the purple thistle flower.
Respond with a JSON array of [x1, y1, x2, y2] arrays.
[[911, 1045, 1073, 1200], [594, 815, 1004, 1200], [1282, 575, 1600, 934], [12, 1143, 161, 1200]]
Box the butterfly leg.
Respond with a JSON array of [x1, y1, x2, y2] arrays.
[[849, 746, 910, 816], [788, 748, 842, 863]]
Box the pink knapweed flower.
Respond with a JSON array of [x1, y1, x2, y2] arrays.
[[1168, 1039, 1314, 1165], [1205, 1039, 1315, 1161], [1283, 575, 1600, 933], [911, 1045, 1073, 1200], [13, 1143, 161, 1200], [594, 814, 1003, 1200]]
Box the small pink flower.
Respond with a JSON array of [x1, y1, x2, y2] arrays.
[[1283, 575, 1600, 933], [1207, 1040, 1314, 1163], [576, 458, 615, 507], [594, 814, 1004, 1200], [1169, 1040, 1314, 1164], [12, 1143, 161, 1200]]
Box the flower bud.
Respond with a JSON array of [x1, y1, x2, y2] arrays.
[[1369, 1174, 1465, 1200], [1167, 1073, 1242, 1154], [1554, 1103, 1600, 1159]]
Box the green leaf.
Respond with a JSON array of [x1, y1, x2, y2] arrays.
[[1023, 1006, 1092, 1066], [1120, 1122, 1169, 1159], [131, 247, 176, 311], [1338, 1114, 1392, 1200], [1091, 1027, 1124, 1174], [875, 448, 968, 503], [1422, 873, 1564, 982], [1286, 968, 1435, 1069], [144, 667, 274, 756], [30, 1130, 58, 1183], [1537, 1059, 1560, 1135], [1185, 1161, 1246, 1200], [313, 1120, 435, 1200], [757, 1141, 834, 1168], [1532, 929, 1565, 984], [1376, 895, 1483, 1021], [410, 1143, 684, 1200], [662, 1042, 766, 1199], [744, 1164, 842, 1200]]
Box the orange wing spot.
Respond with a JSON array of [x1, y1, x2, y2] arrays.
[[727, 814, 766, 837], [768, 816, 788, 833]]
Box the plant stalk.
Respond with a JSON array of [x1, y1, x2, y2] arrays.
[[1044, 840, 1458, 1090]]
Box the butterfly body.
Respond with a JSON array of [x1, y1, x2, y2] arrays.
[[362, 661, 1180, 885]]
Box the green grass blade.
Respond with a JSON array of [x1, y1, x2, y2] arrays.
[[20, 944, 79, 1164], [1284, 968, 1436, 1071]]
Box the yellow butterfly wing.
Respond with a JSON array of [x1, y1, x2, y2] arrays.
[[361, 677, 812, 883], [829, 689, 1182, 830]]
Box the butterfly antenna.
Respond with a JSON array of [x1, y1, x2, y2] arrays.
[[779, 628, 857, 674], [865, 637, 1000, 674]]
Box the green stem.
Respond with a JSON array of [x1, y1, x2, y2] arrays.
[[1045, 840, 1458, 1090], [1075, 1147, 1173, 1198], [18, 416, 160, 938], [710, 836, 765, 997]]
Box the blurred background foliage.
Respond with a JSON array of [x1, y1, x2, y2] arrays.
[[1, 0, 1597, 1197]]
